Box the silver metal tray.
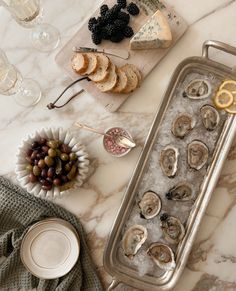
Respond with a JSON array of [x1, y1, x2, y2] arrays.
[[104, 41, 236, 291]]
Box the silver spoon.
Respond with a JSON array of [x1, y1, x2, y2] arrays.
[[75, 122, 136, 149]]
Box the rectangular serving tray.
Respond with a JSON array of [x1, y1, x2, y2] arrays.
[[104, 40, 236, 291]]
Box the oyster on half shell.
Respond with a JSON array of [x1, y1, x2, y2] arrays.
[[187, 140, 209, 170], [160, 146, 179, 178], [166, 183, 193, 201], [122, 225, 147, 259], [160, 213, 185, 244], [171, 114, 195, 139], [200, 104, 220, 131], [183, 79, 211, 100], [139, 191, 162, 219], [147, 243, 176, 271]]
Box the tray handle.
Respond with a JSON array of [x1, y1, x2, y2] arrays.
[[202, 40, 236, 60], [107, 278, 120, 291]]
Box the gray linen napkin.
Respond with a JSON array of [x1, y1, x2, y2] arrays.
[[0, 176, 104, 291]]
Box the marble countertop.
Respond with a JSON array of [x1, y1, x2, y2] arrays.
[[1, 0, 236, 290]]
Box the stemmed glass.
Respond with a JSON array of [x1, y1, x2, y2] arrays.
[[0, 0, 60, 52], [0, 49, 41, 106]]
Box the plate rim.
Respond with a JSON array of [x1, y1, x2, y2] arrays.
[[20, 218, 80, 279]]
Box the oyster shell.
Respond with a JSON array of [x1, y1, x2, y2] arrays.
[[166, 183, 193, 201], [187, 140, 209, 170], [160, 213, 185, 244], [200, 104, 220, 131], [171, 114, 195, 139], [183, 79, 211, 99], [138, 191, 162, 219], [122, 225, 147, 259], [160, 146, 179, 178], [147, 243, 175, 271]]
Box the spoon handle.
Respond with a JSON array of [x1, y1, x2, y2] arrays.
[[75, 122, 108, 137]]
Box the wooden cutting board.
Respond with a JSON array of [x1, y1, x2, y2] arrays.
[[55, 0, 188, 112]]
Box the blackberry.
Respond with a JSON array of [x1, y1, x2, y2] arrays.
[[117, 11, 130, 24], [97, 16, 107, 26], [100, 4, 109, 16], [114, 19, 126, 30], [91, 33, 102, 45], [127, 2, 140, 15], [101, 27, 110, 40], [104, 10, 116, 24], [88, 17, 97, 31], [110, 4, 121, 17], [110, 32, 124, 43], [106, 24, 118, 36], [90, 23, 101, 34], [117, 0, 127, 9], [123, 25, 134, 37]]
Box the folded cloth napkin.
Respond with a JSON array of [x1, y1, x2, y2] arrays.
[[0, 176, 104, 291]]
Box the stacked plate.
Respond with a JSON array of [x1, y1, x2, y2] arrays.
[[20, 218, 80, 279]]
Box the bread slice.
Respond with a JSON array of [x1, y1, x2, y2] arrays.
[[80, 53, 98, 75], [123, 64, 142, 86], [95, 63, 118, 93], [89, 54, 110, 83], [120, 65, 139, 93], [112, 68, 128, 93], [71, 53, 88, 74]]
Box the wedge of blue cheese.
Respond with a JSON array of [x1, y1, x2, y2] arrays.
[[130, 10, 172, 50]]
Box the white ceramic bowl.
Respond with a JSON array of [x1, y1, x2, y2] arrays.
[[15, 127, 89, 199]]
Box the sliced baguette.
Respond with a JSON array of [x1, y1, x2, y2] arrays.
[[123, 64, 142, 86], [96, 63, 118, 92], [80, 53, 98, 75], [71, 53, 89, 74], [89, 54, 110, 83], [120, 65, 139, 93], [112, 68, 128, 93]]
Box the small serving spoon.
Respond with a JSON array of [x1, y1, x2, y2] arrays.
[[75, 122, 136, 149]]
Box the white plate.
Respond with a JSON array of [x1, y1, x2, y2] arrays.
[[20, 218, 80, 279]]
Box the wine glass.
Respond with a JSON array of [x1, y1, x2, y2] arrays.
[[0, 0, 60, 52], [0, 49, 41, 106]]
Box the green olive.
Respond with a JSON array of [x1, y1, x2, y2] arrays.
[[56, 149, 61, 157], [38, 159, 46, 168], [48, 148, 57, 158], [44, 156, 54, 167], [69, 152, 78, 161], [60, 153, 69, 161], [47, 140, 59, 149], [65, 163, 71, 172], [26, 164, 33, 171], [67, 165, 77, 180], [33, 165, 41, 176]]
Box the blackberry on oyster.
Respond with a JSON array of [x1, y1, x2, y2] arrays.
[[88, 0, 139, 44]]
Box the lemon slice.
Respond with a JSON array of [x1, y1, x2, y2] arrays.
[[225, 91, 236, 114], [219, 80, 236, 92], [214, 89, 234, 109]]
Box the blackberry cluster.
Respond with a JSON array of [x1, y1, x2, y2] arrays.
[[88, 0, 139, 45]]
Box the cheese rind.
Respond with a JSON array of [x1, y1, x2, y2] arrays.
[[130, 10, 172, 50]]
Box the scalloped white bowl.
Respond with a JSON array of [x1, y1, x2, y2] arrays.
[[15, 128, 89, 199]]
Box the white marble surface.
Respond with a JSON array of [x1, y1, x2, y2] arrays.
[[1, 0, 236, 290]]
